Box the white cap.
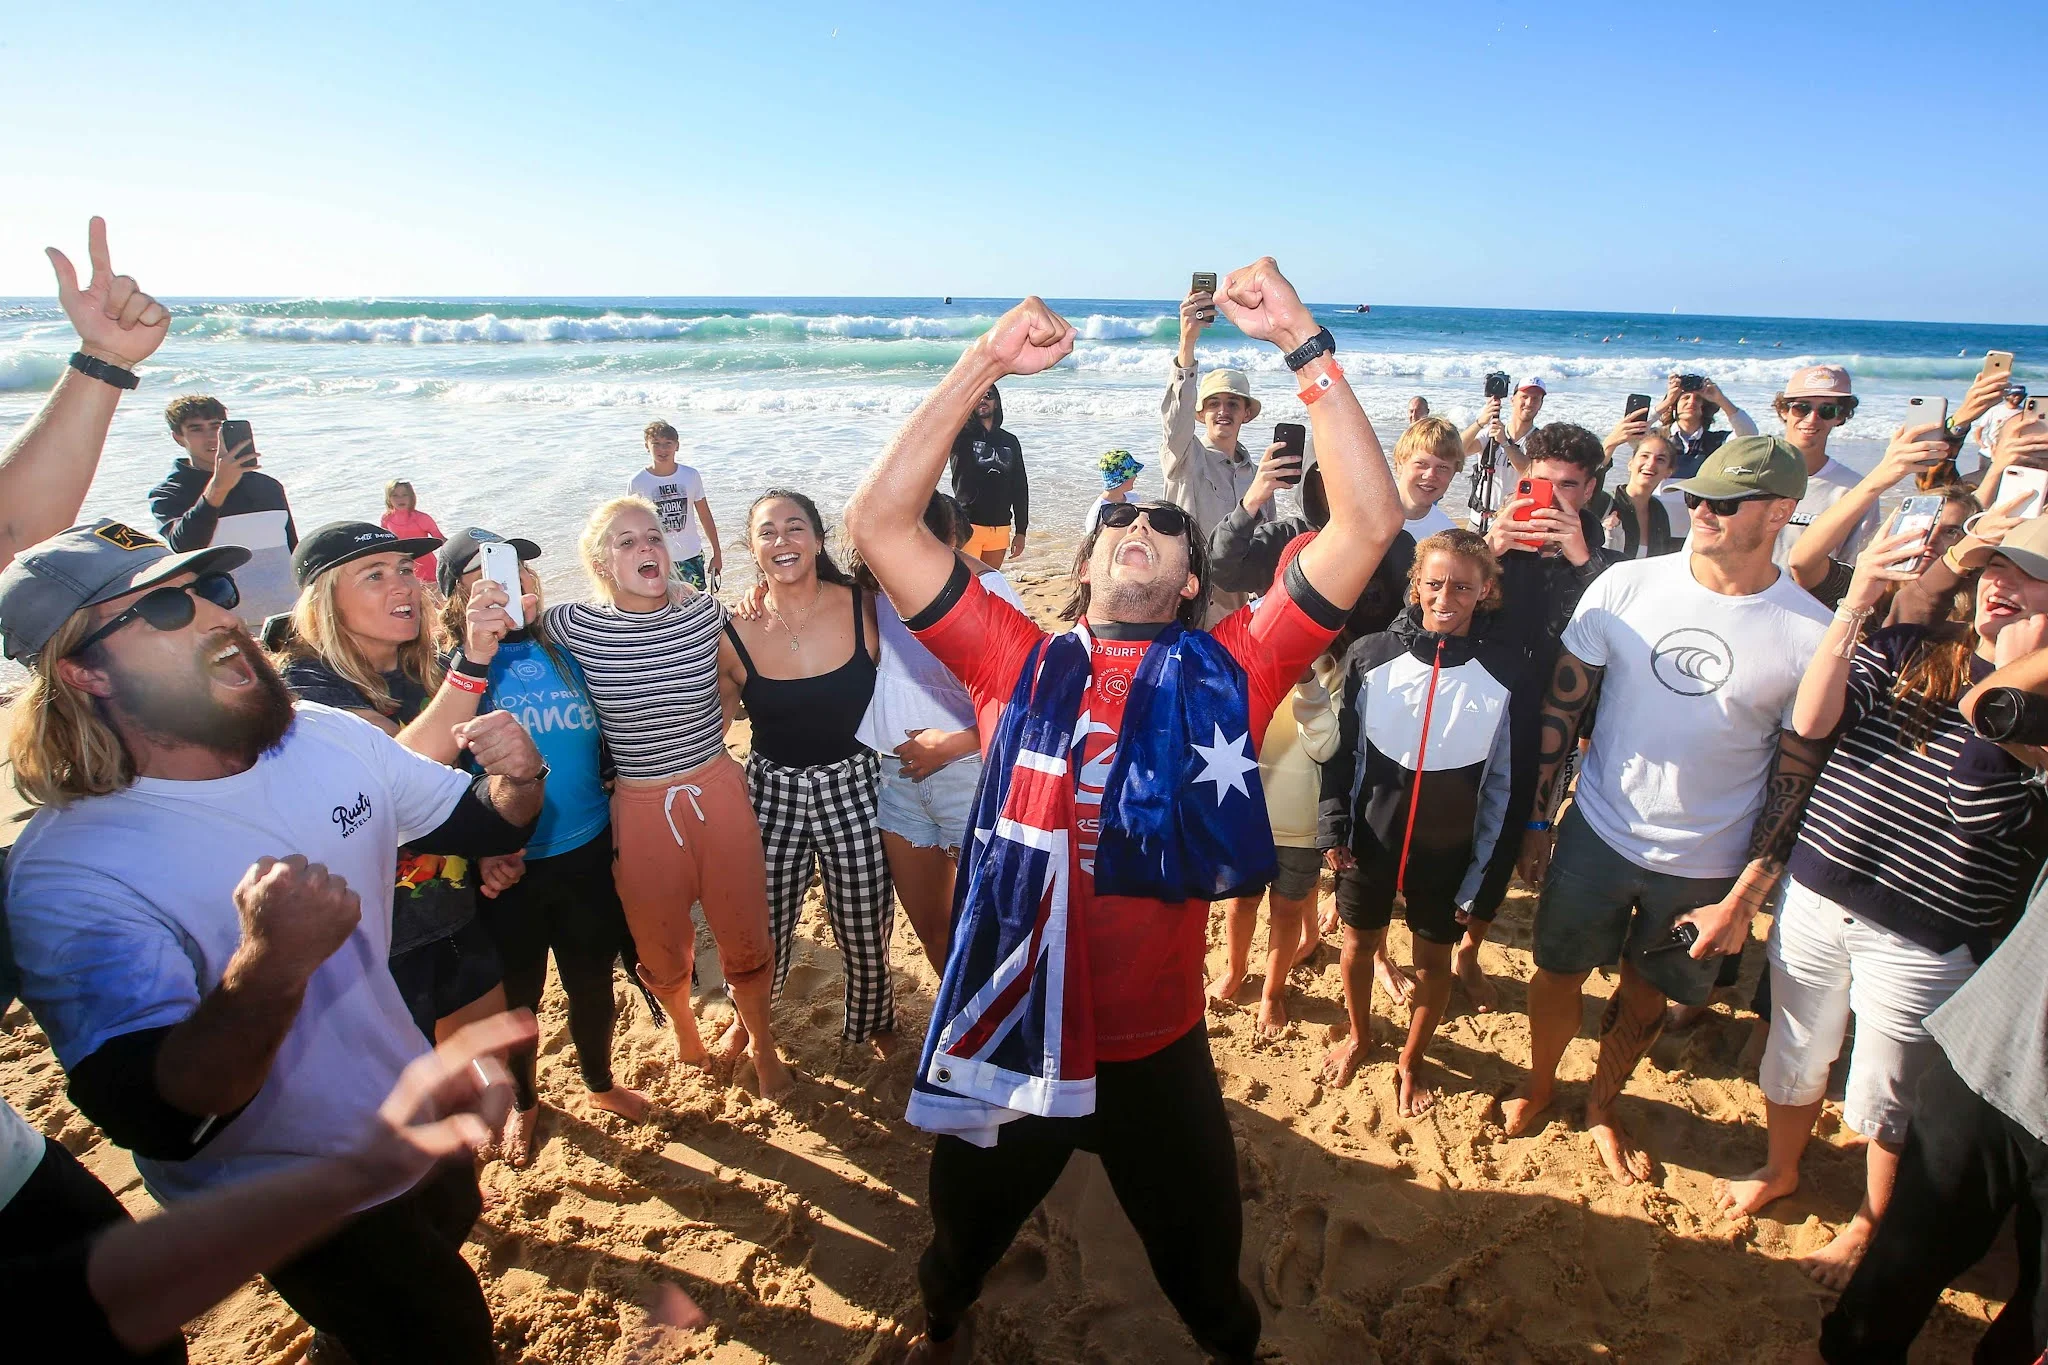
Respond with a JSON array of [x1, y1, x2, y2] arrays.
[[1518, 375, 1549, 393]]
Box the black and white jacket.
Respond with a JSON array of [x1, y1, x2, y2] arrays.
[[1318, 607, 1521, 910]]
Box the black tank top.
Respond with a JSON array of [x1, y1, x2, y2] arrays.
[[726, 586, 878, 768]]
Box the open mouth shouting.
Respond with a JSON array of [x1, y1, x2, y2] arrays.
[[205, 635, 257, 689], [1114, 536, 1158, 571], [635, 555, 665, 584]]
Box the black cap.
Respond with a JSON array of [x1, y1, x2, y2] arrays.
[[292, 521, 444, 587], [436, 527, 542, 596]]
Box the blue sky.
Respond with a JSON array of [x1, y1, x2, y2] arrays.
[[2, 1, 2041, 321]]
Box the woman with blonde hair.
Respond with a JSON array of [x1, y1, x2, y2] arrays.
[[272, 520, 510, 1043], [544, 496, 791, 1098]]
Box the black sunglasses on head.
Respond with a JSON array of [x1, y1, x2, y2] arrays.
[[1682, 491, 1767, 517], [1096, 502, 1190, 538], [70, 572, 241, 656]]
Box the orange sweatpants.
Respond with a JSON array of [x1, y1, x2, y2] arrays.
[[609, 754, 774, 997]]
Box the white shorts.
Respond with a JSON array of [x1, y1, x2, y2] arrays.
[[1760, 877, 1979, 1143]]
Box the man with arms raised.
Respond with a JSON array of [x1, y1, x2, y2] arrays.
[[1502, 437, 1832, 1183], [847, 259, 1401, 1363], [0, 523, 544, 1364]]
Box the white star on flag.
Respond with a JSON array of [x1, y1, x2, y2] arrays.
[[1190, 725, 1259, 805]]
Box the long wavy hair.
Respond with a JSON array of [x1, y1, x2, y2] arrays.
[[748, 488, 855, 588], [1879, 485, 1984, 752], [6, 610, 134, 808], [273, 560, 443, 716], [1058, 500, 1211, 630]]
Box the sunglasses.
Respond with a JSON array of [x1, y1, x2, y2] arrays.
[[1785, 400, 1849, 422], [1097, 502, 1190, 538], [70, 572, 241, 656], [1682, 492, 1767, 517]]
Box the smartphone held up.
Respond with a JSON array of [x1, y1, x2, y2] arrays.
[[1190, 271, 1217, 323], [477, 540, 526, 630], [1271, 423, 1306, 487], [1893, 494, 1947, 571], [218, 418, 257, 468]]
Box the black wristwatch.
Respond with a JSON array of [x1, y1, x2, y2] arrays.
[[1283, 327, 1337, 373], [69, 351, 139, 390], [505, 761, 551, 786], [1973, 688, 2048, 745]]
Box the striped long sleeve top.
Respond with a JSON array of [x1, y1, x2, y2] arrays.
[[1789, 625, 2042, 957]]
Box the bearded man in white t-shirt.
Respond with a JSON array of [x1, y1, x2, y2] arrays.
[[1499, 437, 1833, 1185], [0, 520, 545, 1364]]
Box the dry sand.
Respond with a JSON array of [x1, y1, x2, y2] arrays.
[[0, 557, 2013, 1363]]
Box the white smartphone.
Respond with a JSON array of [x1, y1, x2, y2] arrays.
[[1895, 493, 1945, 564], [1906, 395, 1947, 432], [1995, 466, 2048, 520], [477, 541, 525, 628]]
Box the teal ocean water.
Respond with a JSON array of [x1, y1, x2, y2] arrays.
[[2, 296, 2041, 597]]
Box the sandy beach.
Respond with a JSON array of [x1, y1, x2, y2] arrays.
[[0, 543, 2015, 1364]]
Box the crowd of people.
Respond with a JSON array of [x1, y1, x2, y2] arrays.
[[1, 220, 2046, 1365]]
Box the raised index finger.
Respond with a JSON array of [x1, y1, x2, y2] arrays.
[[87, 217, 112, 286]]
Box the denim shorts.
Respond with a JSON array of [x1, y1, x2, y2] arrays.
[[1531, 806, 1737, 1006], [875, 752, 982, 852]]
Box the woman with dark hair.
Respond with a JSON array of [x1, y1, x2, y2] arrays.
[[949, 384, 1028, 568], [271, 521, 511, 1044], [720, 488, 896, 1052], [420, 528, 650, 1165], [1715, 515, 2046, 1291]]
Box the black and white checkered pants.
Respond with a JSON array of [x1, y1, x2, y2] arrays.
[[746, 749, 896, 1042]]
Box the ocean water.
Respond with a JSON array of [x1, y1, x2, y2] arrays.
[[2, 296, 2042, 600]]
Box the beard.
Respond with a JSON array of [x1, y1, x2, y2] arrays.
[[106, 629, 296, 766]]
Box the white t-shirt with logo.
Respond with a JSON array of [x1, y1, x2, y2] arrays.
[[2, 704, 470, 1206], [1778, 456, 1878, 567], [1560, 554, 1831, 877], [629, 464, 708, 562]]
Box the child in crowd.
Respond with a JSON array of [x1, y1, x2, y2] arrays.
[[381, 479, 445, 583], [629, 419, 724, 590], [1082, 448, 1143, 533]]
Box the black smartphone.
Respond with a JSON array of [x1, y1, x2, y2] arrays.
[[1483, 371, 1512, 401], [1644, 922, 1699, 955], [1272, 423, 1305, 486], [1625, 393, 1653, 418], [1677, 373, 1705, 393], [218, 418, 255, 463], [1191, 271, 1217, 323]]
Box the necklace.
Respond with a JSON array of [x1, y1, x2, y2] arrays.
[[765, 582, 824, 653]]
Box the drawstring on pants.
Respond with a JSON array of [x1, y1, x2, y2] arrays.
[[1396, 638, 1446, 899], [662, 784, 706, 847]]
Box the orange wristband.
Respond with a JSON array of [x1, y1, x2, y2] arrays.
[[1298, 360, 1344, 406]]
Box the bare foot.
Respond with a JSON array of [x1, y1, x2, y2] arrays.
[[499, 1103, 539, 1169], [905, 1314, 974, 1364], [1396, 1065, 1436, 1118], [1206, 969, 1246, 1005], [1319, 1035, 1366, 1087], [1316, 902, 1339, 939], [710, 1017, 748, 1072], [1588, 1113, 1654, 1185], [1498, 1083, 1553, 1137], [1799, 1218, 1874, 1291], [869, 1029, 899, 1060], [1713, 1164, 1798, 1219], [1290, 930, 1322, 970], [1374, 951, 1416, 1009], [1255, 995, 1289, 1039], [1664, 999, 1714, 1032], [1454, 940, 1497, 1013], [587, 1085, 652, 1123], [749, 1044, 797, 1101]]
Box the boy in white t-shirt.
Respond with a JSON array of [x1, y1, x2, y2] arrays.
[[1498, 438, 1832, 1186], [628, 420, 723, 589]]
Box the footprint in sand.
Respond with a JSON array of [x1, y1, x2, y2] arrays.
[[984, 1243, 1049, 1301], [1262, 1203, 1328, 1307], [1320, 1216, 1409, 1301], [783, 963, 831, 999]]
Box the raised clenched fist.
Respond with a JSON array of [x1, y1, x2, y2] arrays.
[[974, 296, 1075, 378], [1215, 257, 1316, 353], [233, 855, 362, 984]]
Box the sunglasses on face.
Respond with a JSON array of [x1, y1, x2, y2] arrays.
[[70, 572, 242, 656], [1682, 492, 1766, 517], [1786, 400, 1847, 422], [1097, 502, 1190, 538]]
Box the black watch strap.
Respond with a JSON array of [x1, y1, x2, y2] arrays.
[[70, 351, 139, 390], [1283, 327, 1337, 373]]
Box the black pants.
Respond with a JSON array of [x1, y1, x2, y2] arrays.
[[918, 1023, 1260, 1362], [479, 827, 632, 1108], [0, 1137, 186, 1363], [264, 1161, 491, 1365], [1821, 1052, 2048, 1364]]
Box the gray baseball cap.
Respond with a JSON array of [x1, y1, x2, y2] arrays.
[[0, 519, 250, 662]]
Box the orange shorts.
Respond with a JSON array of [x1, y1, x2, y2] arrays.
[[964, 522, 1011, 556], [609, 754, 774, 996]]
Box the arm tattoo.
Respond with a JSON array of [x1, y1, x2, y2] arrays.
[[1742, 730, 1831, 873], [1530, 653, 1604, 814]]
